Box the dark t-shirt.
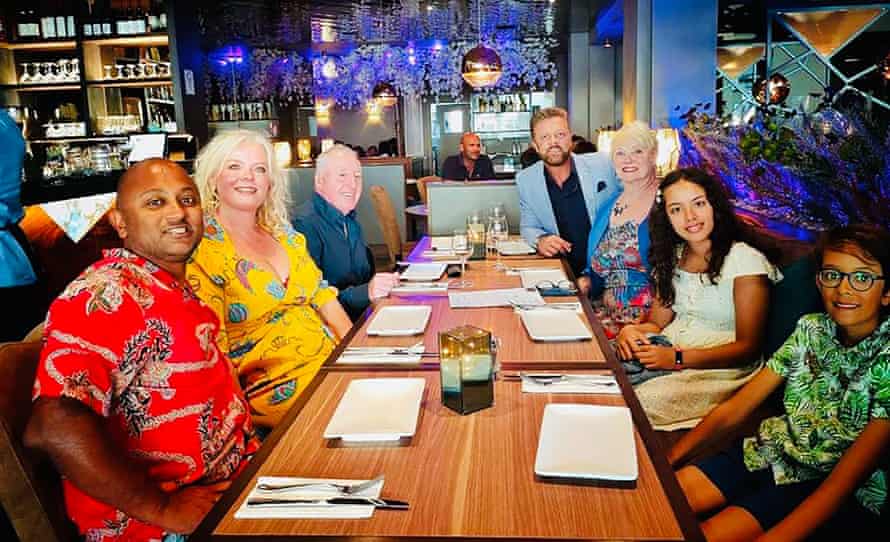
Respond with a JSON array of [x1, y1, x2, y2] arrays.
[[441, 154, 496, 180]]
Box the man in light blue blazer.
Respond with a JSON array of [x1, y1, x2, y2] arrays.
[[517, 107, 620, 278]]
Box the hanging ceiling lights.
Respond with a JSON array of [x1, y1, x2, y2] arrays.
[[461, 0, 503, 88], [461, 44, 503, 88], [372, 82, 399, 107]]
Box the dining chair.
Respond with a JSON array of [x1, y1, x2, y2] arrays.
[[369, 185, 404, 267], [415, 175, 441, 205], [0, 340, 78, 542]]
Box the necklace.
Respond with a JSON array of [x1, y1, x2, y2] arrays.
[[613, 201, 629, 217]]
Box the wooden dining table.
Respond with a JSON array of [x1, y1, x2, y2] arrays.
[[192, 237, 705, 541]]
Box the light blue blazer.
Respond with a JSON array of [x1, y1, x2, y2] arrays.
[[517, 152, 621, 250]]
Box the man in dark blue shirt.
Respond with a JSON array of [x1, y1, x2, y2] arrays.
[[543, 160, 590, 277], [441, 132, 496, 180], [293, 145, 400, 320]]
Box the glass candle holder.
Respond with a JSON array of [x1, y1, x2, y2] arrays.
[[439, 325, 495, 415], [466, 212, 486, 260]]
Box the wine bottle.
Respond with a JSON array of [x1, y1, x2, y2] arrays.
[[101, 1, 113, 36], [20, 8, 42, 40], [135, 0, 147, 34]]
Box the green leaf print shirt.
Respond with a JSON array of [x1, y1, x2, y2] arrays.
[[743, 313, 890, 515]]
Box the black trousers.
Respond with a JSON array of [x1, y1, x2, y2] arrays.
[[1, 222, 47, 342]]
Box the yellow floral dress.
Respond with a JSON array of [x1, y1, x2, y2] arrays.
[[187, 215, 338, 429]]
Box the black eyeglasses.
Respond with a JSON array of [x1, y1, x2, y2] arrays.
[[817, 269, 885, 292]]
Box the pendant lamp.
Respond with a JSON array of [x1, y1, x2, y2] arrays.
[[461, 1, 502, 88], [462, 45, 503, 87], [373, 82, 399, 107]]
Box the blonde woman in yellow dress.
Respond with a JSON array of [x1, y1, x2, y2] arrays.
[[187, 130, 352, 431]]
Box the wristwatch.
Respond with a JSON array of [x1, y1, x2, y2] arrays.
[[674, 347, 684, 370]]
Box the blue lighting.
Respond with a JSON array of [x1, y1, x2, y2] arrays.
[[212, 45, 246, 66], [595, 0, 623, 42]]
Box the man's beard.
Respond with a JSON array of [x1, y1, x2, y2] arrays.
[[540, 146, 570, 166]]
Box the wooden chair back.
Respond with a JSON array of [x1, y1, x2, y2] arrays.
[[369, 185, 403, 267], [0, 341, 77, 542], [415, 175, 440, 204]]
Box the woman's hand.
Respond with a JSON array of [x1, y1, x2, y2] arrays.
[[576, 276, 591, 297], [615, 326, 650, 360], [636, 344, 675, 370]]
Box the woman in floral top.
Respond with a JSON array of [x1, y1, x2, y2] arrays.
[[187, 130, 353, 431], [669, 224, 890, 541], [582, 121, 658, 339]]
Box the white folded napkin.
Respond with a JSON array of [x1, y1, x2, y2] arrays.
[[336, 353, 422, 364], [336, 346, 425, 364], [421, 249, 458, 259], [391, 282, 449, 295], [520, 375, 620, 394], [234, 477, 384, 519]]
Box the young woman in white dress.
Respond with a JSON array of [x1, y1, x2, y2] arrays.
[[615, 168, 782, 430]]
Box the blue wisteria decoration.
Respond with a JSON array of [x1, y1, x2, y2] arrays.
[[205, 38, 558, 108], [679, 103, 890, 230]]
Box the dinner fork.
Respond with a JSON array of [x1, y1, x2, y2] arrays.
[[519, 373, 616, 386], [510, 301, 580, 311], [256, 474, 385, 493]]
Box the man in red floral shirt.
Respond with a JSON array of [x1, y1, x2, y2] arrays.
[[25, 159, 259, 542]]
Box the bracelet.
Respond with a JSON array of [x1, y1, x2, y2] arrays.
[[674, 346, 684, 370]]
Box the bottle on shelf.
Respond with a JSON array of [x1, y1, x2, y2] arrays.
[[101, 1, 113, 36], [17, 8, 42, 40]]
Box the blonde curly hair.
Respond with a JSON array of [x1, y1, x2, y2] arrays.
[[193, 130, 290, 234]]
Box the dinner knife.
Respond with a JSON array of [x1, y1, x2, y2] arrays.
[[246, 496, 409, 510]]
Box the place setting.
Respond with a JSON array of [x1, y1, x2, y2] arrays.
[[500, 371, 620, 395], [336, 341, 438, 364], [235, 474, 409, 519]]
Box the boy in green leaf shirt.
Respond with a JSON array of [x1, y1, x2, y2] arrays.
[[669, 224, 890, 541]]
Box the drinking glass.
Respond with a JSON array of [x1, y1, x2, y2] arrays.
[[488, 215, 509, 269], [451, 228, 473, 287], [20, 63, 31, 83], [103, 65, 113, 80], [466, 213, 486, 260]]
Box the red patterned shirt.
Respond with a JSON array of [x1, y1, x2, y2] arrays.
[[33, 249, 259, 542]]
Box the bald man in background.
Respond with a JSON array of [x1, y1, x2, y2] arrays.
[[25, 159, 257, 541], [441, 132, 496, 180]]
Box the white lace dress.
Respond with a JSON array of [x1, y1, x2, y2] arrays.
[[636, 242, 783, 430]]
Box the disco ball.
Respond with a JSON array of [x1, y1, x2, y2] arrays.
[[754, 73, 791, 105]]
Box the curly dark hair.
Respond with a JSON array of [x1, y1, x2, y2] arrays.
[[647, 167, 776, 307]]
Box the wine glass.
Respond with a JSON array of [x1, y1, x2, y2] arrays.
[[104, 65, 113, 80], [58, 59, 71, 82], [20, 63, 32, 83], [451, 228, 473, 287], [488, 215, 509, 270]]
